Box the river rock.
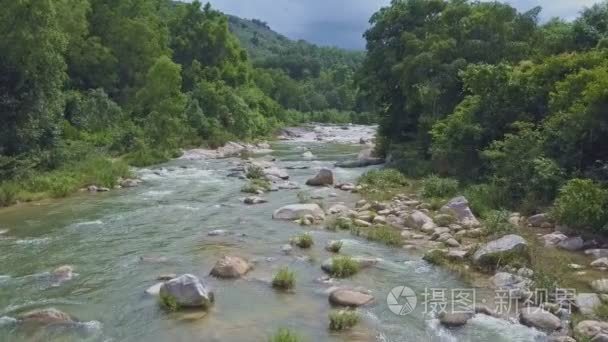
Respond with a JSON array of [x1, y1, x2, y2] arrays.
[[302, 151, 315, 159], [280, 244, 293, 255], [328, 204, 350, 215], [576, 293, 602, 315], [438, 311, 474, 327], [586, 249, 608, 258], [306, 169, 334, 186], [592, 258, 608, 269], [557, 236, 584, 251], [243, 196, 267, 205], [120, 178, 142, 188], [52, 265, 74, 283], [329, 289, 374, 307], [519, 307, 561, 333], [405, 210, 435, 231], [18, 308, 74, 325], [272, 204, 325, 221], [575, 320, 608, 340], [373, 216, 387, 225], [541, 233, 568, 247], [440, 196, 480, 227], [159, 274, 214, 309], [353, 219, 372, 227], [264, 167, 289, 180], [145, 282, 164, 296], [528, 213, 552, 227], [591, 279, 608, 293], [472, 235, 529, 267], [210, 256, 253, 279]]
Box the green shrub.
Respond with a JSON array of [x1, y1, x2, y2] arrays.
[[484, 210, 515, 237], [464, 182, 509, 218], [272, 267, 295, 290], [423, 249, 448, 266], [331, 256, 360, 278], [241, 179, 271, 193], [366, 225, 402, 247], [552, 179, 608, 232], [124, 147, 170, 167], [269, 328, 301, 342], [0, 182, 19, 207], [294, 233, 313, 248], [358, 169, 409, 191], [160, 293, 180, 312], [420, 175, 459, 199], [246, 165, 265, 179], [329, 310, 359, 331]]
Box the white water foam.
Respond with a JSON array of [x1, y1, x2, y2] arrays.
[[15, 237, 51, 246]]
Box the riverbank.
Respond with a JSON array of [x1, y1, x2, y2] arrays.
[[352, 169, 608, 341]]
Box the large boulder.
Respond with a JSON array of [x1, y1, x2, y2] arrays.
[[210, 256, 253, 279], [335, 149, 384, 168], [541, 233, 568, 247], [591, 279, 608, 293], [405, 210, 435, 231], [472, 235, 529, 268], [159, 274, 214, 309], [528, 213, 552, 227], [329, 289, 374, 307], [576, 293, 602, 315], [519, 307, 561, 333], [440, 197, 480, 227], [17, 308, 74, 326], [575, 320, 608, 341], [306, 169, 334, 186], [272, 204, 325, 221], [557, 237, 584, 251]]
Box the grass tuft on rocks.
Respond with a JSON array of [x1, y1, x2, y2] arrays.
[[330, 256, 360, 278], [272, 267, 295, 291], [365, 225, 402, 247], [269, 328, 301, 342], [329, 310, 360, 331], [293, 233, 314, 249]]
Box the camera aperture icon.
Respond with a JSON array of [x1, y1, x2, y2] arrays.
[[387, 286, 417, 316]]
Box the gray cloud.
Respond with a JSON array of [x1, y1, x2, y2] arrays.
[[203, 0, 602, 49]]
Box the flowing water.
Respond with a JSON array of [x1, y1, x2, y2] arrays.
[[0, 126, 546, 341]]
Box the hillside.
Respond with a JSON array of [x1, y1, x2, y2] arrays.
[[227, 15, 365, 73]]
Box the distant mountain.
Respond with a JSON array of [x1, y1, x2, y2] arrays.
[[227, 15, 364, 73]]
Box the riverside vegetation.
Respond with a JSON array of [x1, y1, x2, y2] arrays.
[[0, 0, 374, 207]]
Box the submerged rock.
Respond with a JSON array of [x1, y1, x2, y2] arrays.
[[17, 308, 74, 326], [51, 265, 74, 284], [210, 256, 253, 279], [159, 274, 214, 309], [243, 196, 268, 205], [305, 169, 334, 186], [272, 204, 325, 221]]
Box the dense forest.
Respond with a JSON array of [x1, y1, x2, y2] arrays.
[[0, 0, 371, 206], [360, 0, 608, 232]]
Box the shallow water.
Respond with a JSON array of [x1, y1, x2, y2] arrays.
[[0, 126, 546, 341]]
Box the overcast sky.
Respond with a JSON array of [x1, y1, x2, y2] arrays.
[[204, 0, 602, 49]]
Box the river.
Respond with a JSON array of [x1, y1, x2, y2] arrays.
[[0, 125, 545, 341]]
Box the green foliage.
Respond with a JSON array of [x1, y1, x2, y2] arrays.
[[464, 182, 510, 218], [293, 233, 314, 249], [241, 179, 271, 194], [272, 267, 295, 291], [329, 310, 359, 331], [330, 256, 360, 278], [358, 169, 409, 197], [365, 225, 402, 247], [246, 165, 265, 180], [420, 175, 459, 199], [269, 328, 301, 342], [552, 179, 608, 232], [160, 293, 180, 312], [326, 217, 353, 231], [423, 250, 448, 266], [484, 210, 515, 237]]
